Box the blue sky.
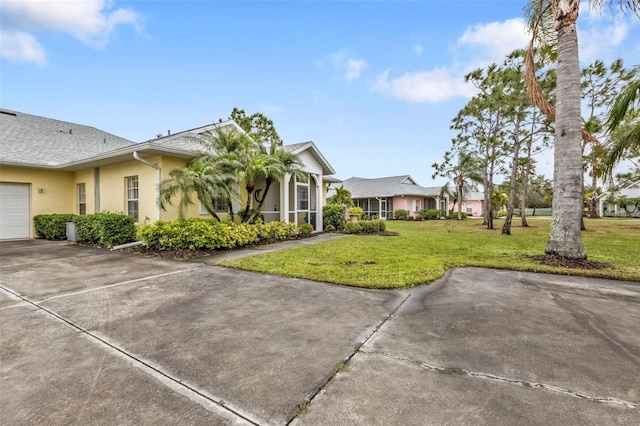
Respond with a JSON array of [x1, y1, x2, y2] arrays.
[[2, 1, 639, 186]]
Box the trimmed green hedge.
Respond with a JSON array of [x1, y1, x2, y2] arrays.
[[343, 220, 386, 234], [76, 213, 137, 247], [138, 219, 312, 251], [33, 214, 77, 240], [34, 212, 136, 247]]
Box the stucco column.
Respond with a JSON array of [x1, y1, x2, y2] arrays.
[[280, 173, 291, 222], [312, 174, 322, 230]]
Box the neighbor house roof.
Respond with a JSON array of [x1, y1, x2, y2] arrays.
[[339, 175, 442, 198]]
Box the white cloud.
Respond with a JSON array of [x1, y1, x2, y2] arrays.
[[372, 68, 477, 103], [455, 18, 530, 66], [0, 30, 46, 65], [345, 59, 367, 84], [330, 50, 367, 84], [577, 1, 636, 63], [0, 0, 143, 63], [413, 43, 424, 55], [373, 19, 529, 104]]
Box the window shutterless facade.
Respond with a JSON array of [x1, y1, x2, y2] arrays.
[[77, 183, 86, 215], [125, 176, 139, 222], [199, 198, 228, 214]]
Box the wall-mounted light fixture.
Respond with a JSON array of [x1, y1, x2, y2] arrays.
[[37, 186, 43, 193]]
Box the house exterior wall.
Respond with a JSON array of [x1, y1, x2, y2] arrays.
[[98, 159, 156, 224], [296, 150, 323, 175], [449, 199, 483, 217], [0, 166, 75, 237], [73, 169, 94, 214], [391, 196, 425, 217]]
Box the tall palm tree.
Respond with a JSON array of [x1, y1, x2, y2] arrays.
[[525, 0, 638, 259]]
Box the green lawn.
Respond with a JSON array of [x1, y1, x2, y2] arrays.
[[219, 218, 640, 288]]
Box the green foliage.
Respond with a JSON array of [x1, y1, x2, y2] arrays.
[[497, 210, 508, 217], [239, 208, 264, 224], [138, 219, 310, 251], [343, 220, 386, 234], [327, 185, 354, 207], [33, 214, 77, 240], [76, 212, 137, 247], [449, 210, 468, 219], [394, 209, 408, 220], [33, 212, 135, 247], [298, 223, 314, 236], [349, 207, 363, 217], [323, 205, 345, 231], [417, 209, 442, 220]]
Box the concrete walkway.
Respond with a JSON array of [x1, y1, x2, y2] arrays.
[[1, 239, 638, 425]]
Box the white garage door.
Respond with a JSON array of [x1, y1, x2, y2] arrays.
[[0, 182, 30, 240]]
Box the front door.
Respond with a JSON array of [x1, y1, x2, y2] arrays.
[[380, 198, 387, 220]]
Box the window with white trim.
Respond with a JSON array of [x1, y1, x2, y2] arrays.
[[413, 199, 420, 212], [77, 183, 86, 215], [297, 187, 309, 210], [466, 203, 473, 214], [126, 176, 139, 222]]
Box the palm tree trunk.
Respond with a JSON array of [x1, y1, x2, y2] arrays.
[[457, 184, 463, 220], [256, 177, 272, 210], [545, 3, 586, 259], [227, 201, 235, 222]]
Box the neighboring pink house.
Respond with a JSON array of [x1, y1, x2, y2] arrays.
[[330, 175, 449, 219], [449, 191, 484, 217]]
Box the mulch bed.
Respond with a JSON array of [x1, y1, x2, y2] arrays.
[[526, 255, 612, 270]]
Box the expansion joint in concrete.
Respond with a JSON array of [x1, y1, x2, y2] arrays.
[[0, 282, 263, 426], [361, 350, 638, 409], [285, 292, 412, 425]]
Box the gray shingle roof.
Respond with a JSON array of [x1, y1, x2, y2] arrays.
[[139, 121, 242, 154], [1, 110, 337, 178], [0, 109, 135, 167], [340, 175, 442, 198]]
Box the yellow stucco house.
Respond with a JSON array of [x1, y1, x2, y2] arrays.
[[0, 109, 337, 240]]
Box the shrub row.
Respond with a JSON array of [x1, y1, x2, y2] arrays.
[[34, 212, 136, 247], [393, 209, 469, 220], [33, 214, 77, 240], [343, 220, 386, 234], [138, 219, 313, 251]]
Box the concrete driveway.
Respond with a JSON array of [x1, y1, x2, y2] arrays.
[[1, 240, 638, 425]]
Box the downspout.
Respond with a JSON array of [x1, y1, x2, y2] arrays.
[[133, 152, 161, 221]]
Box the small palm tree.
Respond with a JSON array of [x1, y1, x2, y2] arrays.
[[160, 157, 234, 220], [255, 147, 306, 211], [327, 185, 354, 207]]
